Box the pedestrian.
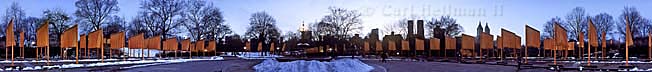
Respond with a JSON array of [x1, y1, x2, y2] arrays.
[[381, 52, 388, 63]]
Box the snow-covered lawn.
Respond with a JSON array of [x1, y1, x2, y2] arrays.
[[253, 59, 374, 72], [3, 56, 224, 71]]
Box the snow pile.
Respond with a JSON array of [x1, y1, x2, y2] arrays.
[[254, 59, 374, 72]]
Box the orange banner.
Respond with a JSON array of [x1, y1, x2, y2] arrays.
[[110, 32, 124, 49], [163, 38, 178, 51], [257, 42, 262, 52], [363, 42, 369, 51], [181, 39, 190, 51], [626, 19, 633, 46], [6, 18, 14, 47], [19, 32, 24, 48], [80, 35, 87, 48], [207, 40, 216, 51], [401, 40, 409, 51], [430, 38, 440, 50], [87, 29, 103, 48], [36, 20, 49, 47], [60, 25, 78, 48], [588, 20, 598, 46], [270, 43, 275, 52], [526, 25, 541, 47], [375, 41, 382, 51], [461, 34, 475, 49], [388, 41, 396, 51], [195, 40, 204, 52], [147, 36, 161, 49], [554, 23, 568, 50], [128, 33, 145, 48], [480, 32, 493, 49], [497, 36, 503, 49], [567, 42, 575, 50], [416, 39, 425, 50], [543, 38, 553, 50], [445, 37, 456, 50], [502, 29, 521, 49]]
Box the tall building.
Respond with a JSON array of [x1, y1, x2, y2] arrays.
[[484, 22, 491, 33]]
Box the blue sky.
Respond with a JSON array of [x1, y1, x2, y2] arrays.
[[1, 0, 652, 41]]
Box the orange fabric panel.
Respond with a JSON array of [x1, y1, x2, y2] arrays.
[[19, 32, 24, 47], [578, 32, 584, 48], [430, 38, 440, 50], [543, 38, 553, 50], [375, 41, 382, 51], [626, 20, 633, 46], [195, 40, 204, 51], [363, 42, 369, 51], [480, 32, 494, 49], [270, 43, 275, 52], [181, 39, 190, 51], [445, 37, 456, 50], [526, 25, 540, 47], [257, 42, 262, 52], [460, 34, 475, 49], [128, 34, 145, 48], [388, 41, 396, 51], [61, 25, 78, 48], [401, 40, 409, 51], [147, 36, 161, 49], [110, 32, 124, 49], [588, 20, 598, 46], [567, 42, 575, 50], [496, 36, 503, 49], [80, 35, 87, 48], [554, 23, 568, 50], [245, 41, 250, 51], [207, 40, 216, 51], [87, 29, 103, 48], [416, 39, 424, 50], [36, 21, 49, 47], [163, 38, 178, 51], [6, 19, 14, 47], [190, 43, 196, 52], [502, 29, 521, 49]]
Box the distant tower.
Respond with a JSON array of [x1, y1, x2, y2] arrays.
[[417, 20, 424, 39], [477, 21, 483, 35], [484, 22, 491, 33]]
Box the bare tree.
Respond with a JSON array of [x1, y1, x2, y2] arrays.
[[542, 17, 563, 38], [564, 7, 588, 41], [43, 8, 73, 47], [618, 7, 651, 38], [426, 16, 463, 37], [139, 0, 185, 38], [593, 13, 614, 41], [24, 17, 43, 43], [382, 19, 408, 37], [3, 2, 27, 37], [182, 0, 231, 41], [74, 0, 119, 31], [318, 7, 363, 38], [244, 11, 280, 43]]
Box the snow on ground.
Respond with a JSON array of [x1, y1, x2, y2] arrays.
[[230, 52, 283, 59], [7, 56, 225, 71], [120, 48, 161, 57], [253, 58, 374, 72]]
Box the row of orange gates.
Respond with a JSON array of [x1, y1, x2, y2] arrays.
[[351, 18, 637, 67], [4, 18, 219, 65]]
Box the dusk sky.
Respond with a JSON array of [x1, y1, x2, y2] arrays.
[[1, 0, 651, 41]]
